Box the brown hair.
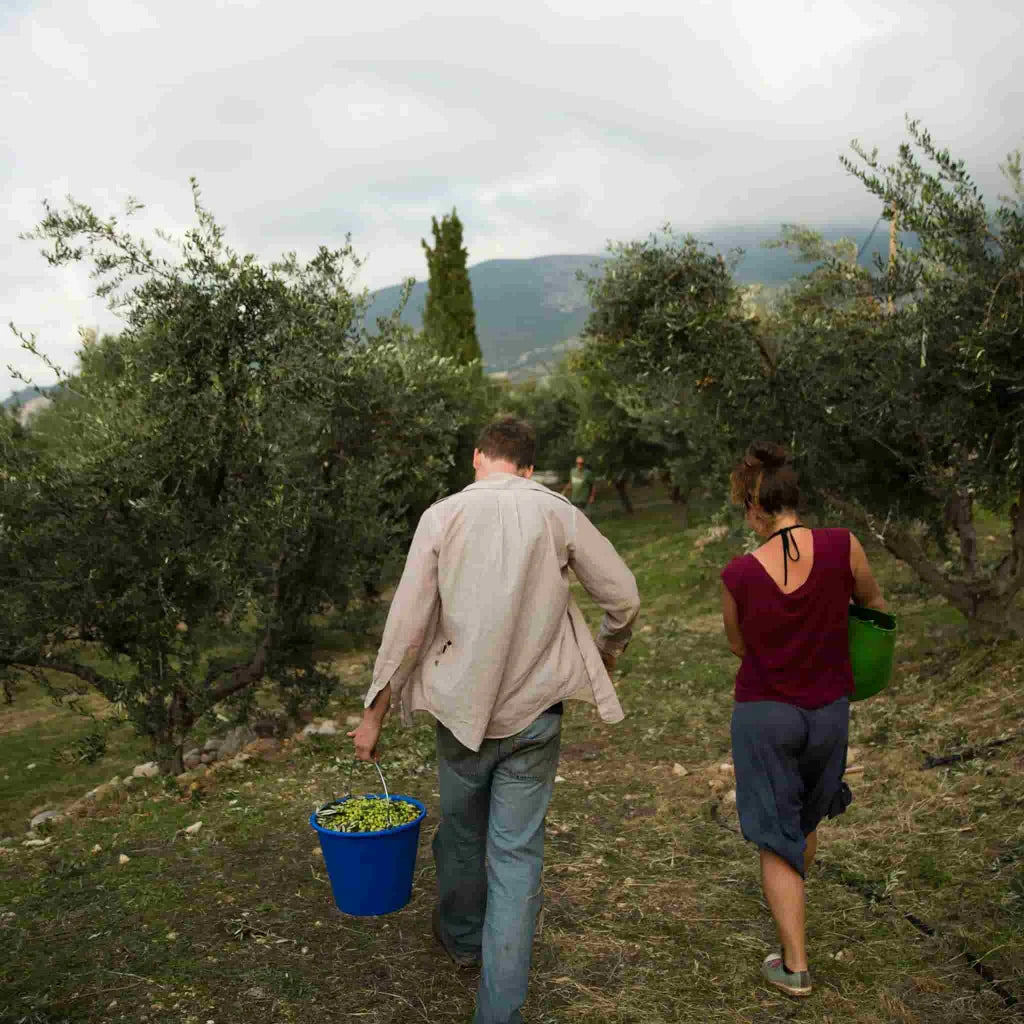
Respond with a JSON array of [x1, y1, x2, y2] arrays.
[[476, 417, 536, 469], [729, 441, 800, 516]]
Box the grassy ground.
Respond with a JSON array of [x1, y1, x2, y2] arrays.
[[0, 686, 152, 837], [2, 491, 1022, 1023]]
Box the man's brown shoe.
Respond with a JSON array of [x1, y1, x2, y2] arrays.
[[431, 905, 481, 968]]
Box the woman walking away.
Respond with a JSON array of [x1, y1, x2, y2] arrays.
[[720, 442, 887, 998]]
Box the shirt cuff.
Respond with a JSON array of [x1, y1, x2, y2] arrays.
[[596, 630, 631, 657], [364, 674, 394, 710]]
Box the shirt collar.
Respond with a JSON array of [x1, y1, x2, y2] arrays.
[[464, 473, 553, 495]]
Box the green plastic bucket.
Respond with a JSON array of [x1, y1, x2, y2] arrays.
[[848, 604, 897, 701]]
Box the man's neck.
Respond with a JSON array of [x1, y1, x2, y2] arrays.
[[475, 460, 524, 481]]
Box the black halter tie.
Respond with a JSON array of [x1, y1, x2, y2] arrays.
[[766, 525, 805, 587]]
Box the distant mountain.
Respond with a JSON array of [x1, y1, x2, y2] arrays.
[[363, 222, 902, 373], [711, 222, 901, 284], [364, 254, 599, 374], [1, 384, 58, 409]]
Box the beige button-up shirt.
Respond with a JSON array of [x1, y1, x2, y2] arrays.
[[364, 473, 640, 752]]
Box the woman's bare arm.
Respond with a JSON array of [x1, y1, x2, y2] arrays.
[[850, 534, 887, 611], [721, 582, 745, 658]]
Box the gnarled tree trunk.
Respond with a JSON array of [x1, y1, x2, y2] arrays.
[[827, 491, 1024, 643], [670, 484, 689, 528], [614, 476, 634, 515], [945, 488, 979, 577]]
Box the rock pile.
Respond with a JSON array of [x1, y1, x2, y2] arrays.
[[183, 725, 259, 769], [9, 714, 341, 842]]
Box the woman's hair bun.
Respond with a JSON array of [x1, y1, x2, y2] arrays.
[[732, 440, 799, 513], [747, 441, 788, 471]]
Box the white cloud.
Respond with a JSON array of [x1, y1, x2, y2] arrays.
[[84, 0, 160, 35], [728, 0, 905, 92], [27, 17, 93, 83], [306, 81, 452, 148], [3, 0, 1021, 392]]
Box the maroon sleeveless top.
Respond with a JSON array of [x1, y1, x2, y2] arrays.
[[721, 528, 855, 708]]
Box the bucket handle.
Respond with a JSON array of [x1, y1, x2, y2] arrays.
[[343, 758, 394, 828]]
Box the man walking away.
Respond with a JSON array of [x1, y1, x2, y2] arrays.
[[562, 454, 597, 515], [350, 417, 640, 1024]]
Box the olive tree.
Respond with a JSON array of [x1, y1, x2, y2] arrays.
[[568, 347, 668, 515], [759, 123, 1024, 638], [2, 184, 482, 770], [579, 229, 762, 518]]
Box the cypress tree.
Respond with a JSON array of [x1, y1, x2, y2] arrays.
[[421, 209, 482, 365]]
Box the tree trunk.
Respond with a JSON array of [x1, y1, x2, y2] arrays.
[[614, 478, 634, 515], [824, 491, 1024, 643], [945, 488, 979, 576], [670, 485, 689, 528], [156, 686, 194, 776], [156, 741, 185, 777], [966, 599, 1024, 644]]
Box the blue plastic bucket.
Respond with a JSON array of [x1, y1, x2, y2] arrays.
[[310, 794, 427, 916], [848, 604, 897, 702]]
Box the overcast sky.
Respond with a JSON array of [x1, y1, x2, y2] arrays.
[[3, 0, 1021, 394]]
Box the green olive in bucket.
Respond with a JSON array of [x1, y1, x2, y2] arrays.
[[315, 797, 419, 833]]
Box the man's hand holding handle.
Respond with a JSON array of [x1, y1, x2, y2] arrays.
[[348, 682, 391, 762]]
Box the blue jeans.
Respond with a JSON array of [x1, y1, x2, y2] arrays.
[[434, 712, 562, 1024]]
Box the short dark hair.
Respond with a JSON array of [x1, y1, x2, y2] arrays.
[[729, 441, 801, 515], [476, 417, 536, 469]]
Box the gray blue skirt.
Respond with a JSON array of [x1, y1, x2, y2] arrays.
[[730, 697, 852, 877]]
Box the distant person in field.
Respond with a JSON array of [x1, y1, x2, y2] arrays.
[[720, 442, 887, 999], [350, 417, 640, 1024], [562, 454, 596, 515]]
